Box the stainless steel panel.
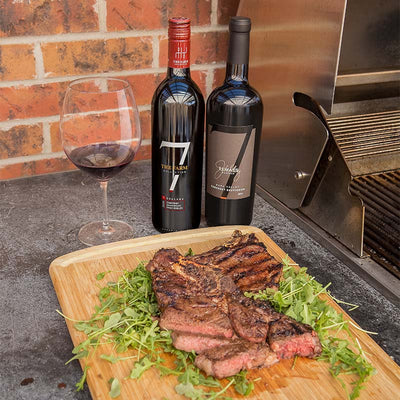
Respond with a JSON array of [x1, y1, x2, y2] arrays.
[[238, 0, 347, 208]]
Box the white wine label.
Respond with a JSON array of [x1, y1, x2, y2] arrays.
[[207, 124, 255, 200]]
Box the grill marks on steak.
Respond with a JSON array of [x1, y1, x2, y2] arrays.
[[191, 231, 283, 291], [147, 231, 322, 378], [194, 340, 279, 379]]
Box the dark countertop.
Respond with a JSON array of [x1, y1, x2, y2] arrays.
[[0, 160, 399, 400]]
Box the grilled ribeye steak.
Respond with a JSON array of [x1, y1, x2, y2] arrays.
[[194, 339, 279, 379], [268, 315, 322, 359], [146, 230, 322, 379]]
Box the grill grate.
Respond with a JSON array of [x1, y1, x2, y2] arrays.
[[350, 171, 400, 277], [329, 110, 400, 160]]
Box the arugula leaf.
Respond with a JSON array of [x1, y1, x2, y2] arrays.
[[76, 365, 90, 391], [129, 356, 156, 379], [109, 377, 121, 398], [96, 272, 106, 280]]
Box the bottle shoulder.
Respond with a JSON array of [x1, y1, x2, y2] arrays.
[[207, 81, 262, 108], [152, 75, 205, 106]]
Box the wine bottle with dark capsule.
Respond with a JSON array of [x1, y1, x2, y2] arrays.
[[151, 17, 205, 232], [205, 16, 263, 226]]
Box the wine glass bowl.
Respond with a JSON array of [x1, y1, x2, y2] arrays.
[[61, 77, 141, 246]]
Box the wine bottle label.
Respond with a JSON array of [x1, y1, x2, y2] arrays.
[[207, 124, 255, 200], [169, 40, 190, 69], [160, 140, 190, 211]]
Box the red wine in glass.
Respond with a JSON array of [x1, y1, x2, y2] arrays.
[[68, 143, 136, 181], [61, 77, 141, 246]]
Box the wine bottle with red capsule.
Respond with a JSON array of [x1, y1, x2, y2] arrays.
[[151, 17, 205, 233]]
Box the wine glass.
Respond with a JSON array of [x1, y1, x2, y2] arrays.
[[60, 77, 141, 246]]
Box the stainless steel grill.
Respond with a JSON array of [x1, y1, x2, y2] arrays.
[[350, 172, 400, 277], [329, 110, 400, 160]]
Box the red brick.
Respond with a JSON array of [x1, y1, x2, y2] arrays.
[[0, 156, 75, 180], [42, 37, 153, 77], [50, 122, 62, 152], [140, 110, 151, 140], [122, 74, 164, 106], [0, 82, 66, 122], [218, 0, 240, 25], [107, 0, 211, 31], [0, 44, 36, 80], [0, 124, 43, 158], [135, 144, 151, 161], [159, 31, 228, 66], [0, 0, 98, 37]]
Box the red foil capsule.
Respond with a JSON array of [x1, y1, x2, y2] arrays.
[[168, 17, 190, 69]]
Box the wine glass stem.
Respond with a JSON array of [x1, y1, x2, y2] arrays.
[[100, 180, 110, 232]]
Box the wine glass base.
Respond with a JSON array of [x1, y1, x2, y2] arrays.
[[78, 220, 134, 247]]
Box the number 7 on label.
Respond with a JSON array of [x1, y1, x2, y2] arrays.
[[160, 141, 191, 192]]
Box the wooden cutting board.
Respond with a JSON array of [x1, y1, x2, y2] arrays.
[[49, 226, 400, 400]]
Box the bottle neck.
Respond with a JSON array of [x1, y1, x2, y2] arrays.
[[225, 63, 248, 83], [167, 67, 191, 79], [225, 30, 250, 84], [168, 36, 190, 77]]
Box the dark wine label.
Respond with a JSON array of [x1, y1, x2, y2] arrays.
[[168, 39, 190, 69], [207, 124, 255, 200]]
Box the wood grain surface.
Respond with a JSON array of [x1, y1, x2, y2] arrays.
[[49, 226, 400, 400]]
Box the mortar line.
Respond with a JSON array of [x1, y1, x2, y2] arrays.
[[0, 115, 60, 129], [0, 25, 228, 45], [0, 63, 226, 88], [205, 68, 215, 98], [97, 0, 107, 32], [152, 36, 159, 68], [211, 0, 219, 26], [0, 152, 66, 167], [0, 138, 152, 167], [41, 121, 52, 153], [33, 42, 45, 79]]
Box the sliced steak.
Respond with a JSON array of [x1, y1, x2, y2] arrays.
[[268, 315, 322, 359], [171, 332, 235, 354], [159, 298, 234, 339], [224, 279, 281, 343], [194, 340, 279, 379]]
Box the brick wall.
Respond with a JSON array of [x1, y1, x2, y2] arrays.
[[0, 0, 239, 180]]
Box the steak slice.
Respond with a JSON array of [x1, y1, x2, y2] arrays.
[[171, 332, 235, 354], [225, 284, 281, 343], [159, 298, 234, 339], [268, 315, 322, 359], [194, 340, 279, 379], [147, 248, 224, 311]]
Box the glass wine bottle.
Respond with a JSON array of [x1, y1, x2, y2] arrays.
[[151, 17, 205, 232], [205, 16, 263, 226]]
